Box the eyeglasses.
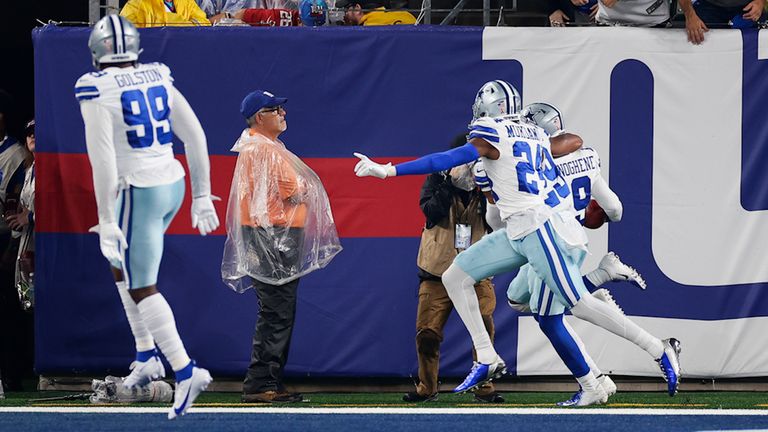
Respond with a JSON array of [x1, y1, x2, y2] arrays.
[[25, 127, 34, 137], [259, 106, 284, 115]]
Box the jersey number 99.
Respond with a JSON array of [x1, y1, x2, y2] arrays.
[[120, 85, 172, 148]]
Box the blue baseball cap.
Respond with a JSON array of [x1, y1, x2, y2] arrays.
[[240, 90, 288, 119]]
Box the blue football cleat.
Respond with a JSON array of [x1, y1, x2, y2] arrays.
[[656, 338, 682, 396], [555, 387, 607, 407], [556, 390, 582, 407], [453, 359, 507, 394]]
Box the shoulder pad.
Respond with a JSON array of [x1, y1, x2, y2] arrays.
[[74, 73, 101, 102], [468, 118, 500, 143]]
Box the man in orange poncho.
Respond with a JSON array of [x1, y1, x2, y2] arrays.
[[222, 90, 341, 403]]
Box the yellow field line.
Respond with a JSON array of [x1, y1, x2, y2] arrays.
[[29, 402, 711, 409]]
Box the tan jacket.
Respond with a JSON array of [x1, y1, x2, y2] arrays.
[[417, 194, 486, 277]]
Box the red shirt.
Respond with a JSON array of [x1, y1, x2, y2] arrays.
[[242, 9, 300, 26]]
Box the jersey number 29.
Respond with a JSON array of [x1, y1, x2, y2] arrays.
[[120, 85, 172, 148]]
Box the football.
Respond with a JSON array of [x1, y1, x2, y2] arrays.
[[583, 200, 608, 229]]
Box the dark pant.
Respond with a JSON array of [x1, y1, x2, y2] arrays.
[[694, 0, 765, 25], [414, 278, 497, 396], [242, 226, 304, 394], [242, 276, 300, 394]]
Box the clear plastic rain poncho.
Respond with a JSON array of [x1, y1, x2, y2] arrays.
[[222, 130, 342, 291]]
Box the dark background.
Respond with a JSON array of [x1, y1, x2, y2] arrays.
[[1, 2, 89, 139]]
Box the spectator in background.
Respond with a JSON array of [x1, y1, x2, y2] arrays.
[[596, 0, 670, 27], [403, 134, 503, 404], [547, 0, 595, 26], [0, 91, 32, 392], [121, 0, 210, 27], [201, 0, 299, 18], [208, 0, 327, 25], [8, 120, 35, 311], [215, 7, 302, 25], [680, 0, 766, 44], [336, 0, 416, 25]]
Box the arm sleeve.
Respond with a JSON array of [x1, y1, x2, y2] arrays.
[[591, 174, 623, 222], [81, 102, 120, 225], [169, 86, 212, 198], [419, 173, 453, 229], [395, 143, 480, 176]]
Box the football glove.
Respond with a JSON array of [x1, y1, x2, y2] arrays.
[[191, 195, 221, 236], [353, 152, 395, 179], [89, 222, 127, 266]]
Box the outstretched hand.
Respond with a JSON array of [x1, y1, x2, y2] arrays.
[[353, 153, 394, 179]]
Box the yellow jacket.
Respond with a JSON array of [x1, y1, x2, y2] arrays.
[[360, 7, 417, 25], [120, 0, 210, 28]]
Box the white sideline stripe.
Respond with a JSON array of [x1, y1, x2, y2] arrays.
[[1, 407, 767, 415]]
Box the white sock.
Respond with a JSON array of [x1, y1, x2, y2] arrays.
[[571, 295, 664, 358], [116, 281, 155, 353], [576, 371, 601, 391], [585, 268, 611, 287], [136, 293, 191, 371], [563, 318, 601, 376], [442, 264, 498, 364]]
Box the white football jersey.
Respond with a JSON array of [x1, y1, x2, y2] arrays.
[[554, 146, 621, 223], [74, 62, 184, 187], [554, 147, 601, 221], [468, 115, 556, 239]]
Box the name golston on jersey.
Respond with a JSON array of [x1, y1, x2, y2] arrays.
[[74, 62, 184, 187], [468, 115, 567, 239]]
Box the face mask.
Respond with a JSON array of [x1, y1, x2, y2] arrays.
[[449, 164, 476, 192]]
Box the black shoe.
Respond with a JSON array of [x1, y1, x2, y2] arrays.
[[402, 391, 438, 402], [242, 390, 304, 403], [474, 392, 504, 403]]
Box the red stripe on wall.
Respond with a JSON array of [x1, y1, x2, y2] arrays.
[[36, 153, 426, 238]]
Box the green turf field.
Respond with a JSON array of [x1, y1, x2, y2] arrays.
[[1, 391, 766, 409]]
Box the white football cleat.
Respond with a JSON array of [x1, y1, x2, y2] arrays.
[[168, 364, 212, 420], [123, 355, 166, 389], [598, 375, 617, 397], [592, 288, 625, 316], [598, 252, 647, 290], [575, 385, 608, 407]]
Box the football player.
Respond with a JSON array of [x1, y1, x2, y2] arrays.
[[354, 80, 616, 402], [75, 15, 219, 419], [496, 102, 680, 405]]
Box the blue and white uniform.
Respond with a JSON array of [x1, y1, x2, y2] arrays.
[[454, 116, 590, 314], [507, 145, 621, 316], [76, 63, 211, 288]]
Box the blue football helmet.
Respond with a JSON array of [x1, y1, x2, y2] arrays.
[[88, 14, 141, 68], [521, 102, 564, 136], [471, 80, 522, 121]]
